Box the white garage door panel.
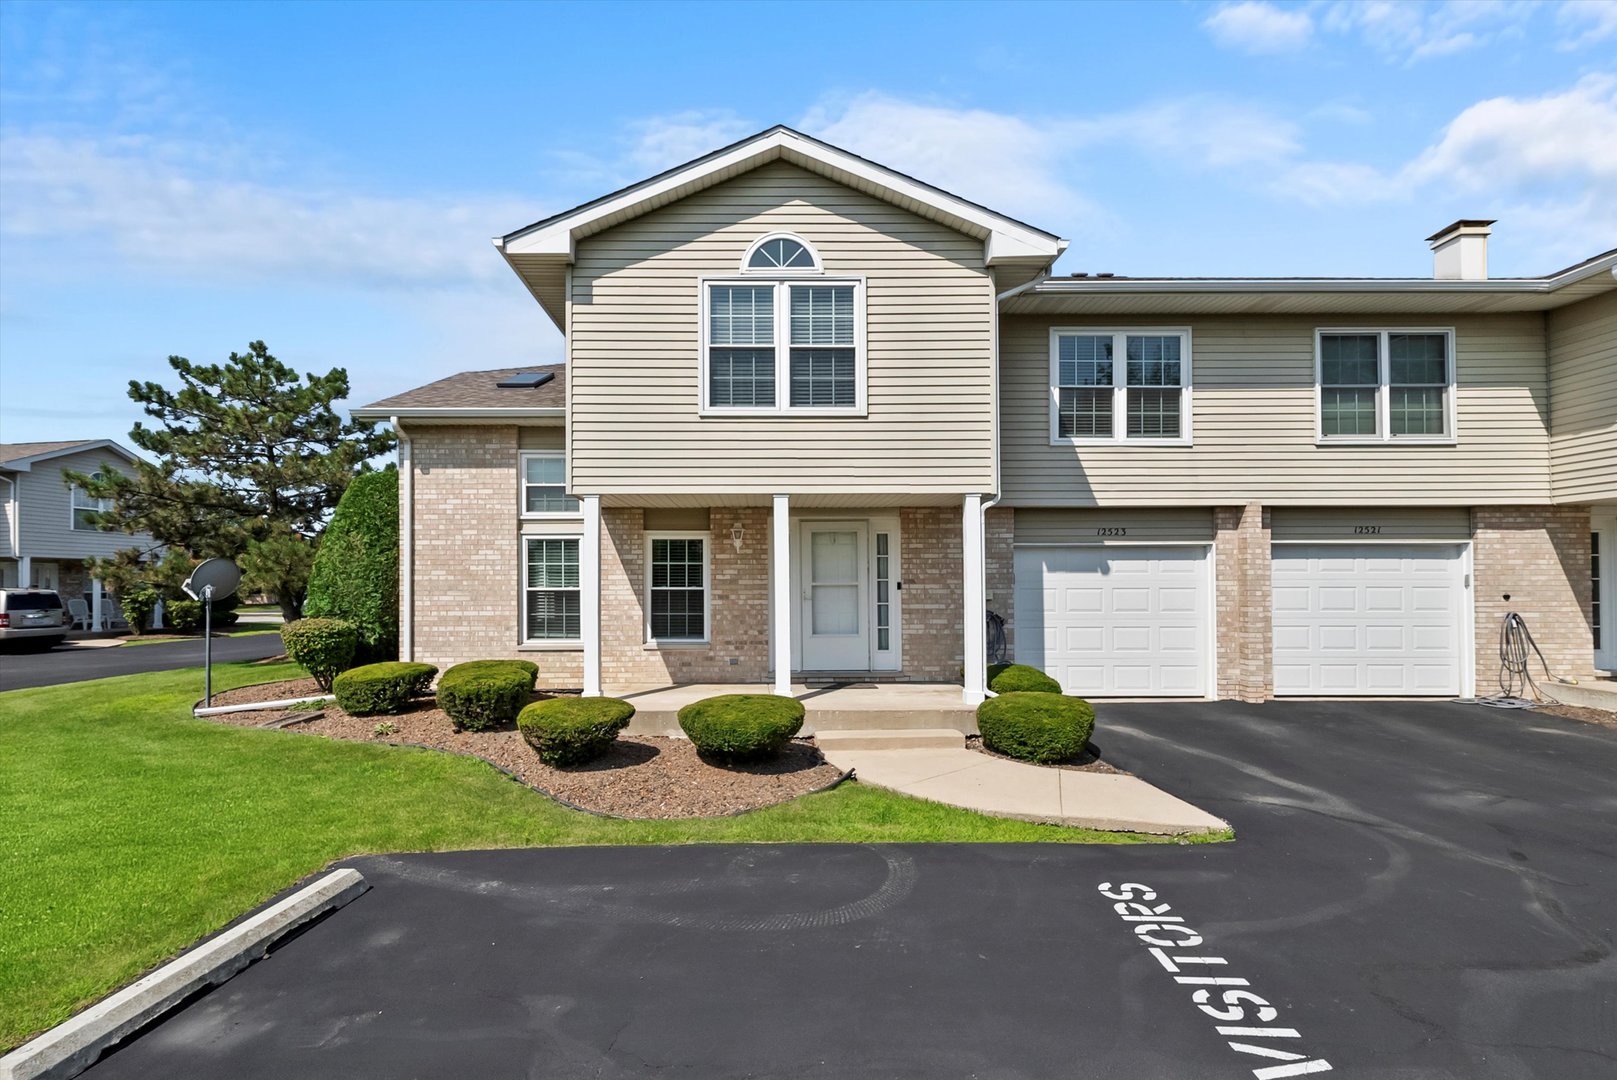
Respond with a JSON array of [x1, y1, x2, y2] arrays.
[[1014, 545, 1210, 697], [1271, 544, 1465, 696]]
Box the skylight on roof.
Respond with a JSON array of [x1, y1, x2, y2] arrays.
[[496, 371, 556, 389]]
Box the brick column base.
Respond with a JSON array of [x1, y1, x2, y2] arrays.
[[1215, 502, 1272, 702], [1471, 506, 1594, 696]]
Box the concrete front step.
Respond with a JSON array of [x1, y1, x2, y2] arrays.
[[814, 728, 967, 751], [1546, 678, 1617, 712]]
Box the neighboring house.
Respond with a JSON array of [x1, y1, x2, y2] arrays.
[[354, 126, 1617, 704], [0, 440, 152, 629]]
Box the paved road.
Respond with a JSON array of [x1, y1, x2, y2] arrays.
[[85, 700, 1617, 1078], [0, 633, 285, 691]]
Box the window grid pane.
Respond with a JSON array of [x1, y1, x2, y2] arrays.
[[1389, 333, 1448, 436], [1592, 531, 1601, 651], [709, 284, 774, 345], [1125, 336, 1182, 388], [748, 238, 814, 269], [1320, 333, 1381, 437], [1057, 335, 1113, 387], [1321, 388, 1377, 436], [1127, 388, 1181, 438], [789, 285, 854, 345], [650, 537, 706, 640], [789, 348, 856, 407], [710, 348, 776, 407], [1058, 387, 1113, 438], [875, 532, 891, 653]]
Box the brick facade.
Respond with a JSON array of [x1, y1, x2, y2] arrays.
[[1214, 503, 1273, 702], [600, 506, 772, 690], [897, 506, 965, 681], [1471, 505, 1595, 695]]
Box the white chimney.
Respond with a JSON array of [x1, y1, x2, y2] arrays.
[[1427, 219, 1495, 280]]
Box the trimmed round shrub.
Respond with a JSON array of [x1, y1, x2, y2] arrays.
[[988, 663, 1062, 695], [438, 660, 540, 732], [976, 692, 1095, 764], [677, 694, 806, 762], [280, 617, 359, 691], [302, 468, 400, 663], [333, 661, 438, 716], [518, 697, 635, 766]]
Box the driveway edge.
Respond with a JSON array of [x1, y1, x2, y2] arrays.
[[0, 869, 368, 1080]]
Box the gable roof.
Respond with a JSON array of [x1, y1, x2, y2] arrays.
[[0, 439, 143, 472], [351, 363, 566, 420], [497, 126, 1069, 329]]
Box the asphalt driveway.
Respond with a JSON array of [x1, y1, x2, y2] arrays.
[[0, 632, 284, 691], [83, 700, 1617, 1079]]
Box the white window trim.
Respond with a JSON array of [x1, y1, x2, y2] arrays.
[[698, 274, 869, 417], [644, 529, 712, 646], [740, 232, 823, 275], [1047, 327, 1194, 446], [520, 534, 583, 647], [69, 471, 110, 531], [1314, 327, 1458, 446], [519, 450, 580, 519]]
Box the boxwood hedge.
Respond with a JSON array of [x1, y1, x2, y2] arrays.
[[517, 697, 635, 766], [332, 661, 438, 717], [987, 663, 1062, 695], [677, 694, 805, 762], [975, 691, 1095, 764], [280, 617, 359, 691], [437, 660, 539, 732]]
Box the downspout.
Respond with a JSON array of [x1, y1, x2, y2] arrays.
[[394, 417, 413, 662]]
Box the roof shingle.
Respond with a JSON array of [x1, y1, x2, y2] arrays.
[[357, 364, 566, 411], [0, 440, 103, 468]]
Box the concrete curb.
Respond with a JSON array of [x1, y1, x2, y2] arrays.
[[1, 869, 368, 1080]]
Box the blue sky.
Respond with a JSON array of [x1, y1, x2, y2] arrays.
[[2, 0, 1613, 445]]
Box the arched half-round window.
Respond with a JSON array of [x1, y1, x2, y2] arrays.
[[744, 234, 820, 272]]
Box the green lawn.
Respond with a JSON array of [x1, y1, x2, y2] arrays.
[[0, 663, 1221, 1048], [119, 628, 282, 646]]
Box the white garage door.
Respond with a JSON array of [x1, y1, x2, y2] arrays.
[[1272, 544, 1466, 696], [1013, 546, 1210, 696]]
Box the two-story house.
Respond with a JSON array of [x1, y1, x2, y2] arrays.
[[353, 126, 1616, 705], [0, 439, 152, 629]]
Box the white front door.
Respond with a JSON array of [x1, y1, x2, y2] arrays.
[[32, 562, 60, 591], [1271, 543, 1467, 695], [800, 522, 870, 670]]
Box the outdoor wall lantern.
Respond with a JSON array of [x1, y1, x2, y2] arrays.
[[731, 522, 745, 553]]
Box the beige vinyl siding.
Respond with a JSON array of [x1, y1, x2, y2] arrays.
[[568, 160, 994, 496], [1547, 291, 1617, 504], [15, 449, 153, 558], [1269, 507, 1472, 541], [1015, 507, 1214, 543], [518, 427, 565, 451], [1001, 313, 1551, 506]]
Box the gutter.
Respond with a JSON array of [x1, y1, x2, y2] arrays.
[[349, 407, 566, 421], [395, 418, 413, 663]]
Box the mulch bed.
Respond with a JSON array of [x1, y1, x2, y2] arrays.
[[966, 734, 1131, 775], [1537, 702, 1617, 731], [200, 678, 846, 819]]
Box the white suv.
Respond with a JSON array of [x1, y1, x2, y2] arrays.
[[0, 589, 68, 650]]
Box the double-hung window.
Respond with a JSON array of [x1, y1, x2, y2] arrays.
[[71, 472, 111, 530], [523, 537, 580, 642], [646, 533, 708, 643], [1316, 329, 1454, 441], [703, 234, 864, 414], [520, 451, 579, 515], [1050, 329, 1191, 443]]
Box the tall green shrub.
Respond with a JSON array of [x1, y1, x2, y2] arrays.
[[281, 617, 358, 691], [303, 468, 399, 662]]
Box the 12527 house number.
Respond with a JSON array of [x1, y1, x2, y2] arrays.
[[1354, 525, 1383, 535], [1095, 527, 1128, 537]]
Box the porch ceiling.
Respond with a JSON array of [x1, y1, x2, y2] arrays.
[[601, 492, 971, 509]]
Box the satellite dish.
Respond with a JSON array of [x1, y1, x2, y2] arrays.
[[182, 558, 242, 601]]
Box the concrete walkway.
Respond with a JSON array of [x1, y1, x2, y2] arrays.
[[819, 746, 1229, 836]]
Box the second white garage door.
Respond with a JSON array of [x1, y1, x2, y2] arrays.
[[1013, 546, 1210, 696], [1271, 544, 1467, 696]]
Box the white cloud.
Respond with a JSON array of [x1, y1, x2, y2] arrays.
[[0, 133, 536, 287], [624, 110, 754, 173], [1323, 0, 1536, 64], [1203, 2, 1315, 54], [1557, 0, 1617, 48]]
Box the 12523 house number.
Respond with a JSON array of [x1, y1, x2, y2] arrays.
[[1095, 527, 1128, 537]]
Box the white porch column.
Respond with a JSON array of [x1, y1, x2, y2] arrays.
[[581, 495, 602, 697], [771, 494, 793, 696], [18, 556, 31, 589], [91, 576, 104, 632], [962, 494, 987, 705]]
